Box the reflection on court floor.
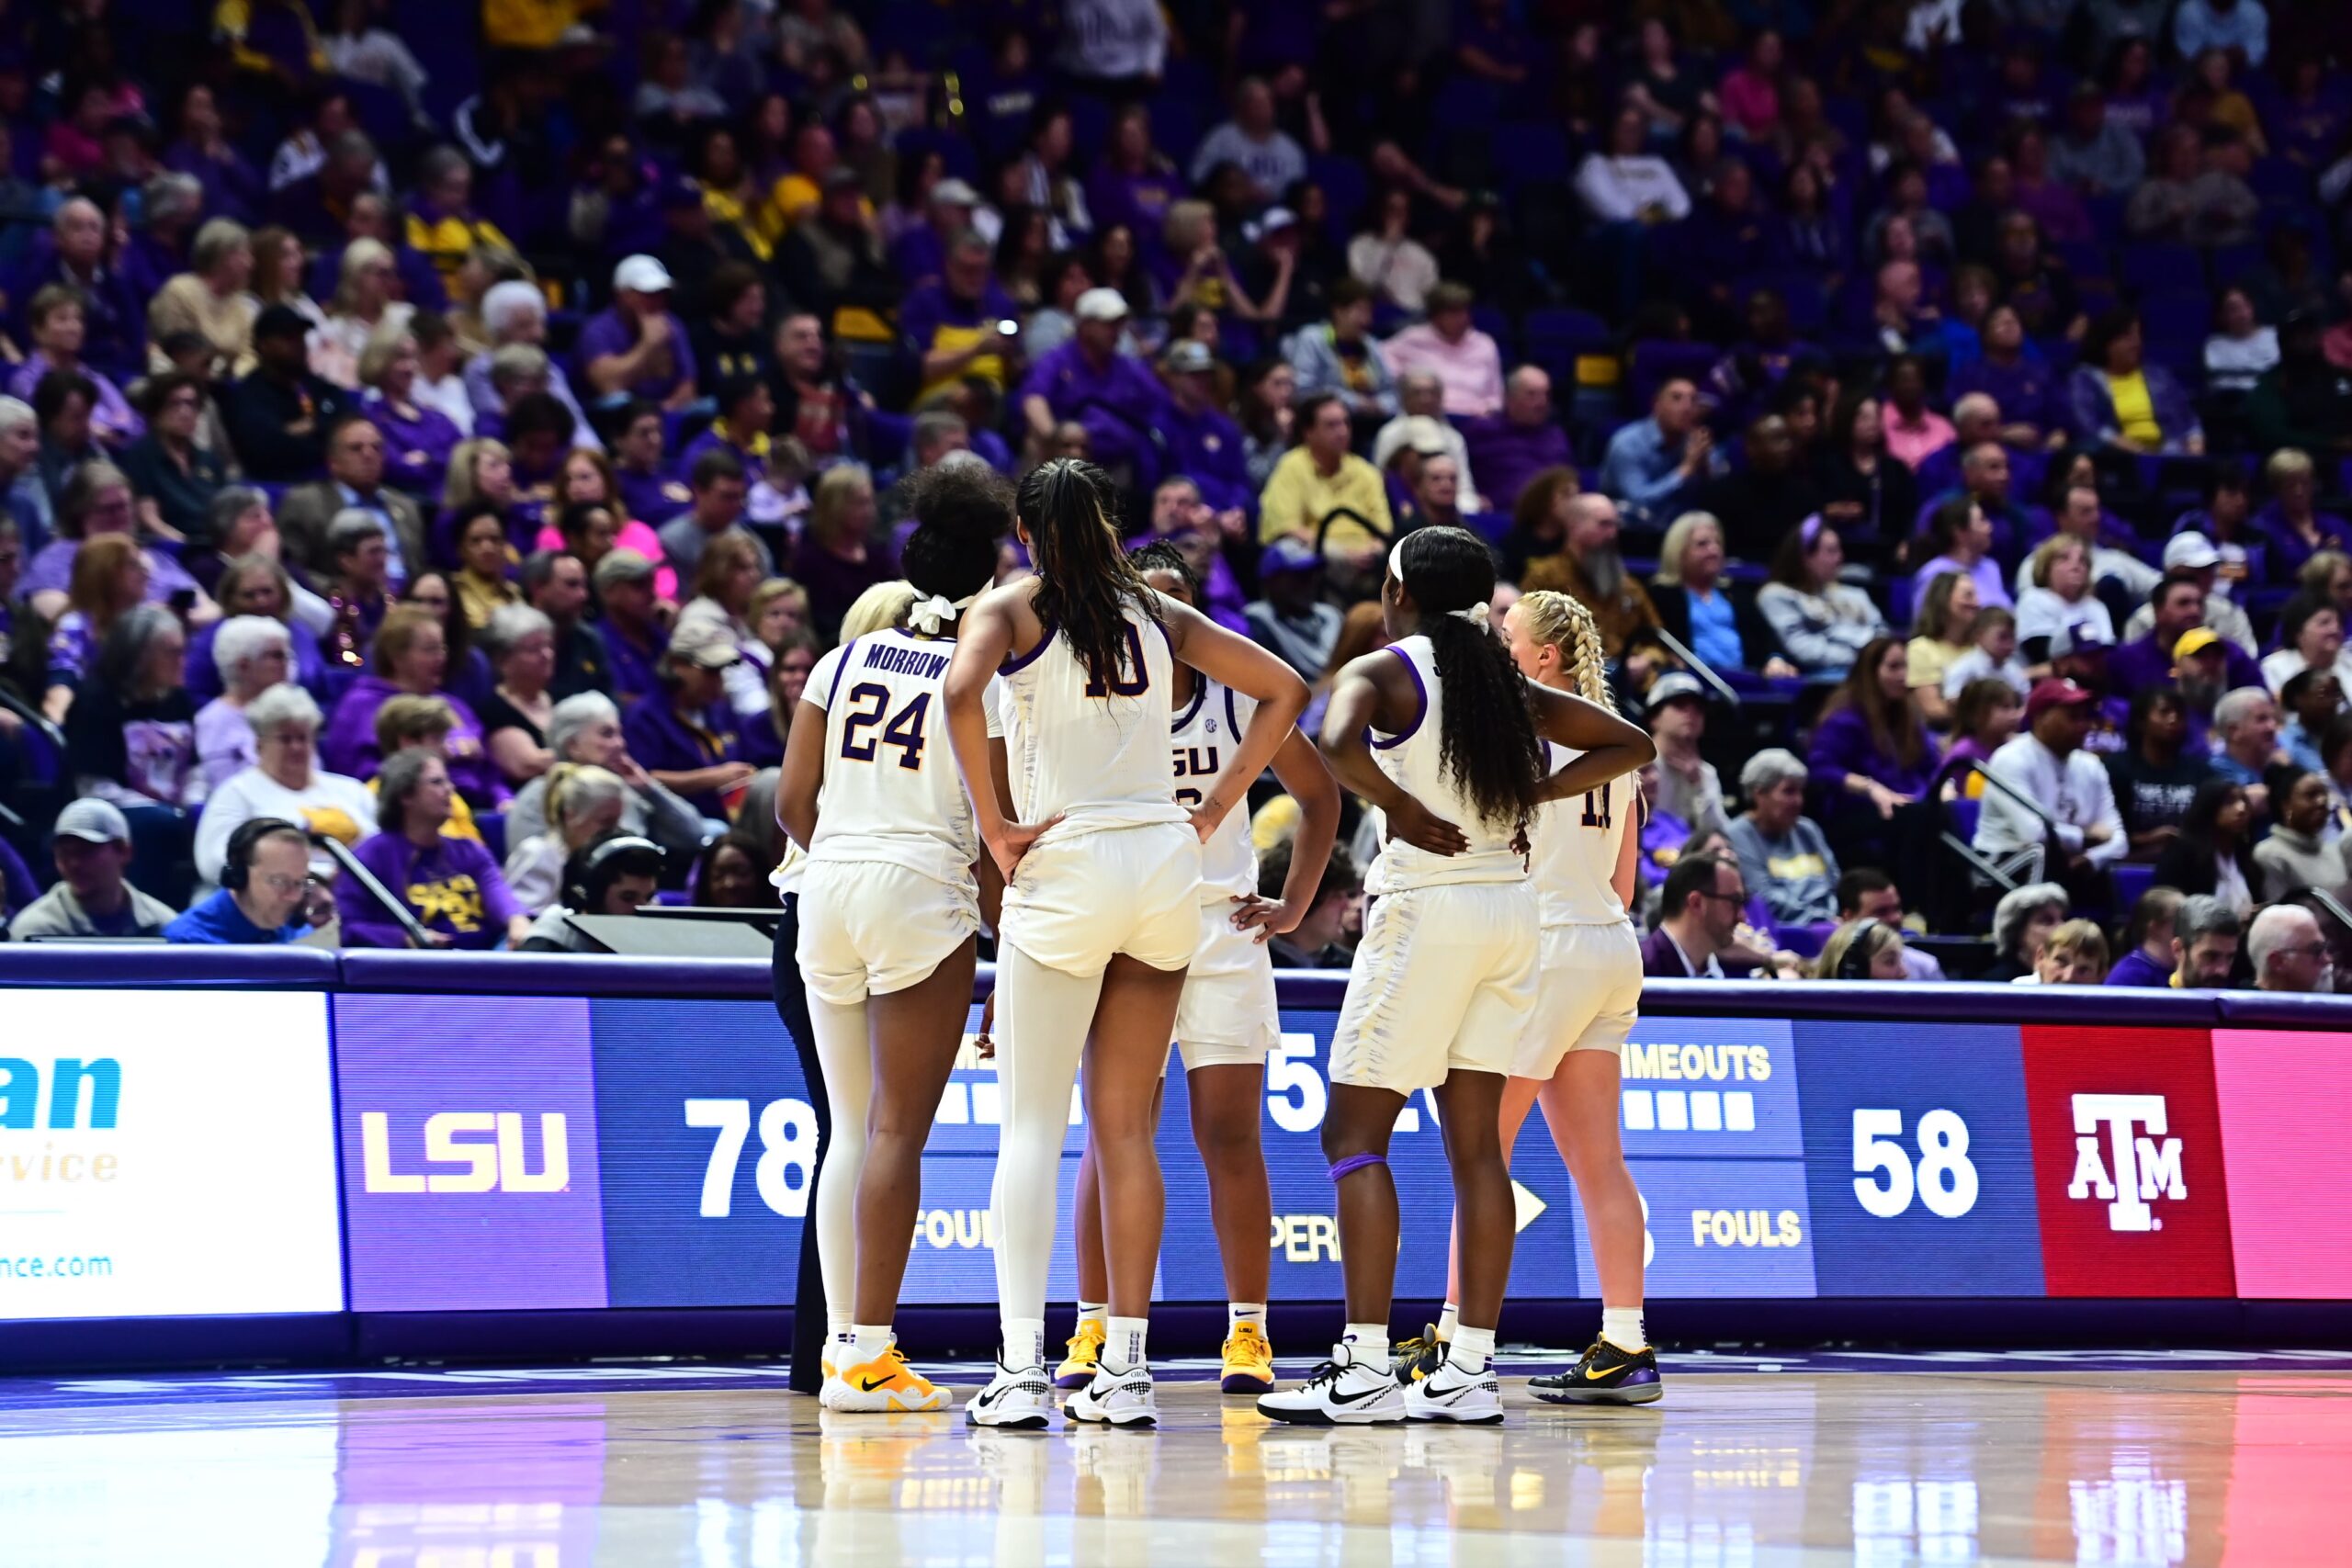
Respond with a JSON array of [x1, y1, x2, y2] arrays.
[[0, 1360, 2343, 1566]]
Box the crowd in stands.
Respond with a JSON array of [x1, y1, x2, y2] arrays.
[[1, 0, 2350, 993]]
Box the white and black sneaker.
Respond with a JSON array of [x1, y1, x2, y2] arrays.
[[1065, 1361, 1158, 1427], [966, 1357, 1055, 1429], [1402, 1345, 1504, 1425], [1258, 1348, 1407, 1426]]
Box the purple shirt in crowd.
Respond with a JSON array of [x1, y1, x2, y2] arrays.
[[1159, 401, 1255, 516], [624, 692, 741, 818], [185, 616, 336, 705], [339, 832, 522, 950], [22, 538, 201, 604], [602, 618, 668, 711], [1459, 414, 1572, 512], [2106, 633, 2266, 697], [574, 307, 697, 404], [1019, 341, 1168, 478], [7, 354, 142, 443], [361, 389, 465, 498], [1807, 705, 1942, 803], [320, 673, 503, 803]]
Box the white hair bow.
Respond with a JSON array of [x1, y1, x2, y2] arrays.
[[907, 591, 980, 635]]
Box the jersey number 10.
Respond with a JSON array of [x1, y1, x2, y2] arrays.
[[1081, 624, 1151, 698], [840, 683, 930, 770]]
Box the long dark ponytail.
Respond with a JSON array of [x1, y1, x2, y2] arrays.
[[1019, 458, 1159, 691], [1394, 526, 1544, 829]]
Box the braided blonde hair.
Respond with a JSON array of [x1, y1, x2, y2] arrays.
[[1512, 590, 1618, 712]]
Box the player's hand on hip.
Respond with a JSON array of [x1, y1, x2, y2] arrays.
[[1385, 795, 1468, 856], [1230, 893, 1298, 942], [989, 813, 1064, 880]]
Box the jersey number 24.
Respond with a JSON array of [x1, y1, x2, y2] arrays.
[[840, 683, 929, 770]]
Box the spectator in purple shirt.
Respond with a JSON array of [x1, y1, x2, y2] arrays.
[[357, 325, 463, 499], [1018, 288, 1167, 486], [592, 548, 670, 710], [1086, 106, 1185, 267], [898, 231, 1021, 402], [577, 255, 698, 412], [164, 83, 265, 227], [2104, 886, 2185, 987], [8, 287, 142, 448], [1808, 634, 1942, 821], [1159, 339, 1255, 519], [2255, 448, 2349, 585], [342, 748, 530, 949], [1460, 366, 1571, 513], [1128, 476, 1250, 634], [320, 604, 501, 803], [6, 199, 144, 382], [622, 615, 752, 818]]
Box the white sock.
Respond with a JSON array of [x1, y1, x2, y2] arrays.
[[1449, 1325, 1496, 1374], [1076, 1301, 1108, 1326], [1103, 1314, 1148, 1373], [1339, 1322, 1387, 1371], [1228, 1302, 1267, 1333], [1435, 1303, 1459, 1342], [1601, 1308, 1646, 1352], [849, 1324, 893, 1366], [826, 1311, 852, 1340], [1001, 1315, 1046, 1370]]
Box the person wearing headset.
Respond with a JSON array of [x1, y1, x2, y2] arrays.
[[162, 818, 317, 943], [1811, 916, 1910, 980], [517, 831, 666, 952]]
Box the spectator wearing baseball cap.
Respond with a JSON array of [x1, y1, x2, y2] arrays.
[[1647, 671, 1730, 845], [1159, 339, 1254, 520], [222, 302, 353, 482], [1974, 677, 2126, 900], [2120, 532, 2260, 653], [1018, 288, 1166, 484], [578, 256, 697, 411], [6, 798, 178, 939], [593, 548, 669, 711], [623, 615, 752, 818], [1244, 536, 1343, 681], [2109, 569, 2266, 698]]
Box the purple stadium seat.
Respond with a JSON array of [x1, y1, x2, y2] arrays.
[[1497, 123, 1569, 193], [1628, 341, 1718, 411], [1773, 921, 1837, 958], [2110, 861, 2155, 915], [2119, 244, 2204, 296], [475, 812, 505, 866]]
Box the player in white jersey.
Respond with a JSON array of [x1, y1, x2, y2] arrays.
[[1057, 542, 1340, 1398], [776, 461, 1013, 1415], [1258, 527, 1654, 1428], [1394, 589, 1661, 1407], [944, 460, 1308, 1430]]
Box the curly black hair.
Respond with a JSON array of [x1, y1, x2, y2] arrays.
[[1393, 526, 1544, 829], [1126, 537, 1199, 605], [902, 458, 1012, 603]]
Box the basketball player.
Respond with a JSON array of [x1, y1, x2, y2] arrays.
[[1056, 541, 1341, 1397], [944, 460, 1309, 1429], [776, 461, 1012, 1413], [1392, 589, 1660, 1404], [1257, 528, 1653, 1426]]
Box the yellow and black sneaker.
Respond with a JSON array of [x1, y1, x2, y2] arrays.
[[1391, 1324, 1445, 1386], [1055, 1317, 1105, 1390], [1220, 1321, 1276, 1393], [820, 1345, 953, 1413], [1530, 1339, 1664, 1405]]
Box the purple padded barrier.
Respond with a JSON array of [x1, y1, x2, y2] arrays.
[[0, 944, 338, 987], [2213, 991, 2352, 1028]]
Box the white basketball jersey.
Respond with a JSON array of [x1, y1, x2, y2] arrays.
[[1528, 740, 1631, 927], [1171, 676, 1259, 902], [1000, 598, 1187, 839], [806, 627, 1001, 891], [1364, 635, 1531, 895]]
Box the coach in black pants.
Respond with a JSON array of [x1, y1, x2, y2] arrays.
[[769, 892, 830, 1394]]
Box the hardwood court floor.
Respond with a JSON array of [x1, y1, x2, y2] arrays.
[[1, 1352, 2346, 1565]]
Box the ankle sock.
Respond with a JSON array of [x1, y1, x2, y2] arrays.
[[1340, 1322, 1387, 1369], [1600, 1307, 1646, 1352], [849, 1324, 893, 1367], [1449, 1325, 1496, 1374], [1002, 1315, 1046, 1370], [1435, 1303, 1460, 1342], [1228, 1302, 1267, 1333], [1076, 1301, 1107, 1328], [1103, 1315, 1148, 1373]]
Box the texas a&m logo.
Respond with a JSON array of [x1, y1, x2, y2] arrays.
[[2020, 1028, 2234, 1297], [2066, 1094, 2187, 1233]]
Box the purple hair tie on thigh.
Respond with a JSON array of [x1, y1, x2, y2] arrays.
[[1329, 1153, 1386, 1182]]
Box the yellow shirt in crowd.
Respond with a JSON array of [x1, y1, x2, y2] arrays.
[[1257, 447, 1395, 556]]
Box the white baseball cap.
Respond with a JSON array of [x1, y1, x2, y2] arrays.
[[612, 254, 674, 295], [2163, 532, 2222, 570], [53, 797, 132, 845], [1075, 287, 1130, 323]]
